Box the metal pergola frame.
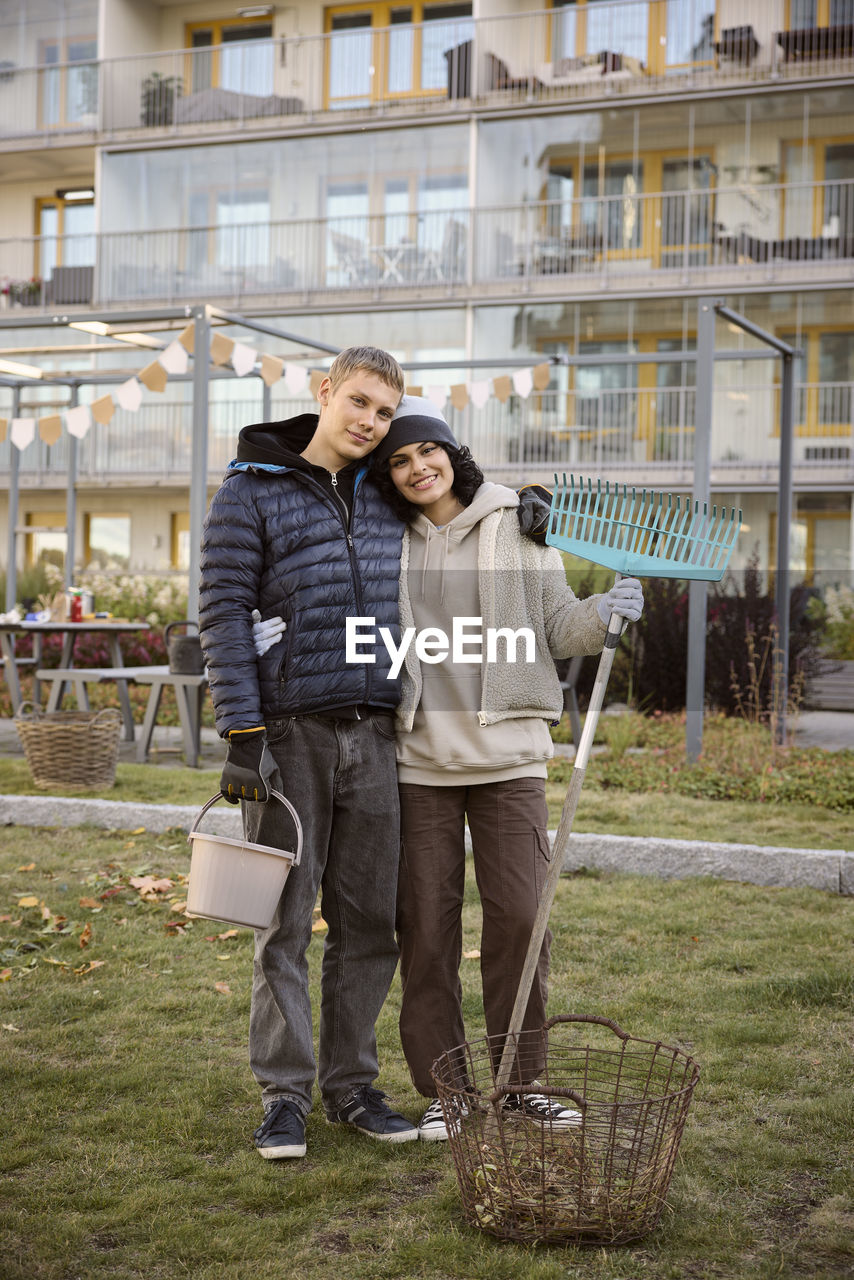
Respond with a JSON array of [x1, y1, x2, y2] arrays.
[[1, 301, 799, 750]]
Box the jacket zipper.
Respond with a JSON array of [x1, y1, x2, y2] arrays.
[[325, 470, 370, 706]]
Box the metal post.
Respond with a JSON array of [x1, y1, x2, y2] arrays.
[[774, 352, 795, 745], [686, 298, 719, 760], [187, 307, 210, 626], [262, 377, 271, 423], [65, 384, 79, 589], [5, 385, 21, 612]]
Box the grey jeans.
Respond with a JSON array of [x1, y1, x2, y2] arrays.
[[242, 712, 401, 1116]]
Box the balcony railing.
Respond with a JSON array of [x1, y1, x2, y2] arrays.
[[1, 385, 850, 486], [3, 3, 854, 143], [2, 180, 851, 311]]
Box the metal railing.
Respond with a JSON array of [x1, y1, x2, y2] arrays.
[[3, 4, 854, 142], [1, 384, 850, 484], [1, 180, 851, 311]]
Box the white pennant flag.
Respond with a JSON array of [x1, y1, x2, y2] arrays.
[[284, 363, 308, 395], [426, 384, 449, 411], [158, 339, 189, 375], [512, 367, 534, 399], [231, 342, 257, 377], [116, 378, 142, 412], [468, 380, 491, 409], [65, 404, 92, 439], [10, 418, 34, 451]]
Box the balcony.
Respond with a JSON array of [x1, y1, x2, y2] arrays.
[[1, 385, 850, 493], [2, 180, 852, 314], [2, 4, 854, 147]]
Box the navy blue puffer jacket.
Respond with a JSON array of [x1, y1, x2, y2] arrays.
[[199, 414, 403, 736]]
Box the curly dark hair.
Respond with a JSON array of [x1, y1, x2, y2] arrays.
[[371, 444, 485, 521]]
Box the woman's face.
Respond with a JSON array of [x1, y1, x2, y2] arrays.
[[387, 440, 456, 515]]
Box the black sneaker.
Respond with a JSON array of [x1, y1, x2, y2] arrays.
[[326, 1085, 418, 1143], [253, 1098, 307, 1159], [502, 1090, 582, 1127]]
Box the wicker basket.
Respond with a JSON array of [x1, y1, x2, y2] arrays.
[[14, 703, 123, 792], [431, 1014, 700, 1246]]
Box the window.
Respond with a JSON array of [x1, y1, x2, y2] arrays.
[[84, 515, 130, 570], [324, 2, 473, 108], [581, 160, 643, 252], [778, 329, 853, 436], [38, 36, 97, 127], [24, 512, 66, 571], [551, 0, 649, 67], [171, 513, 190, 571], [35, 196, 95, 281], [665, 0, 715, 68], [659, 158, 714, 267], [186, 18, 274, 96], [215, 190, 271, 271]]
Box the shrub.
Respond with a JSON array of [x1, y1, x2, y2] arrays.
[[808, 584, 854, 660]]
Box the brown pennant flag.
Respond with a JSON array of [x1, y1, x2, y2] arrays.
[[91, 394, 115, 425], [260, 354, 284, 387], [210, 332, 235, 367], [449, 384, 469, 411], [38, 415, 62, 446], [178, 322, 195, 354], [532, 362, 551, 391], [405, 385, 423, 397], [0, 418, 7, 443], [309, 369, 326, 398], [139, 359, 169, 393], [492, 375, 513, 403]]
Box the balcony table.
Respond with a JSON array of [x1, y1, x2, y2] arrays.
[[0, 620, 149, 740]]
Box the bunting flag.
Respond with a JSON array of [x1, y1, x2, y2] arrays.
[[449, 383, 469, 411], [231, 342, 257, 377], [0, 418, 7, 443], [467, 380, 490, 409], [285, 363, 308, 395], [38, 415, 62, 446], [309, 369, 325, 397], [159, 339, 189, 375], [139, 359, 169, 393], [260, 354, 284, 387], [492, 375, 513, 404], [178, 322, 195, 354], [65, 404, 92, 439], [10, 418, 35, 450], [210, 332, 235, 366], [405, 385, 423, 397], [91, 394, 115, 425], [532, 362, 552, 391], [116, 378, 142, 412], [426, 384, 449, 411], [512, 367, 534, 399]]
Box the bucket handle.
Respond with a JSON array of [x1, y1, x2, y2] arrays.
[[164, 620, 200, 641], [543, 1013, 630, 1040], [188, 790, 303, 867]]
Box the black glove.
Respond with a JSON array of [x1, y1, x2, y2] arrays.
[[516, 484, 553, 545], [220, 728, 276, 803]]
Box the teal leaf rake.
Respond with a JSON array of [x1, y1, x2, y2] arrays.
[[494, 475, 741, 1092]]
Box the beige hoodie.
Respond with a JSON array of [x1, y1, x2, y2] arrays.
[[395, 482, 608, 786]]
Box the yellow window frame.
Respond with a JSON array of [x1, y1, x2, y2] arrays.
[[36, 34, 98, 129], [184, 15, 273, 93], [324, 2, 462, 107], [770, 507, 848, 588], [784, 0, 831, 28], [775, 324, 854, 438], [34, 195, 94, 278], [24, 511, 66, 570], [84, 513, 131, 567]]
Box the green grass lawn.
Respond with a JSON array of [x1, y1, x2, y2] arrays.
[[1, 826, 852, 1279]]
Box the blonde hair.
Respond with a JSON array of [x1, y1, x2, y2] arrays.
[[327, 346, 404, 396]]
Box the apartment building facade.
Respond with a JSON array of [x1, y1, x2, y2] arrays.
[[0, 0, 852, 591]]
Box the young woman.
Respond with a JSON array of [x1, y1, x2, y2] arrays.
[[369, 396, 643, 1140]]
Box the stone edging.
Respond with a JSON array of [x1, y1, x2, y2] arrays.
[[1, 794, 851, 896]]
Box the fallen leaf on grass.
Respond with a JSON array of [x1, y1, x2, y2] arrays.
[[16, 863, 35, 872], [214, 981, 231, 995], [0, 915, 11, 923], [217, 929, 239, 939], [0, 969, 11, 982], [99, 887, 123, 900], [17, 897, 39, 909], [164, 920, 186, 932], [79, 922, 92, 948], [79, 897, 101, 910], [130, 828, 146, 835], [40, 903, 52, 921], [43, 957, 70, 967], [463, 949, 481, 959], [2, 1023, 20, 1031], [129, 876, 174, 901], [74, 960, 105, 976]]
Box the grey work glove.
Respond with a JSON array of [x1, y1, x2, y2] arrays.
[[251, 607, 286, 657], [596, 577, 644, 625], [220, 727, 276, 803], [515, 484, 552, 545]]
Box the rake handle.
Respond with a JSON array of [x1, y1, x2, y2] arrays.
[[493, 583, 624, 1094]]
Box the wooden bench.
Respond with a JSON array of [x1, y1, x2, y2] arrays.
[[35, 664, 209, 766]]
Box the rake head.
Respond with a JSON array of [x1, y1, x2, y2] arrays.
[[547, 474, 741, 582]]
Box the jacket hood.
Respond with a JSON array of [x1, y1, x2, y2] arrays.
[[235, 412, 319, 468], [409, 480, 518, 544]]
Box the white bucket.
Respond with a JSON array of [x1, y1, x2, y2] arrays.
[[186, 791, 303, 929]]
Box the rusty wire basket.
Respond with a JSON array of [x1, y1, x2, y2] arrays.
[[14, 703, 123, 792], [431, 1014, 700, 1246]]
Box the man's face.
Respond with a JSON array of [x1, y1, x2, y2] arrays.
[[313, 372, 401, 471]]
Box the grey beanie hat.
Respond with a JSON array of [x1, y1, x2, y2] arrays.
[[372, 394, 460, 466]]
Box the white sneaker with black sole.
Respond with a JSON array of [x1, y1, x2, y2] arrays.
[[502, 1090, 582, 1127]]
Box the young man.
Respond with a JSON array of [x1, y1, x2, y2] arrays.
[[199, 346, 418, 1158]]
